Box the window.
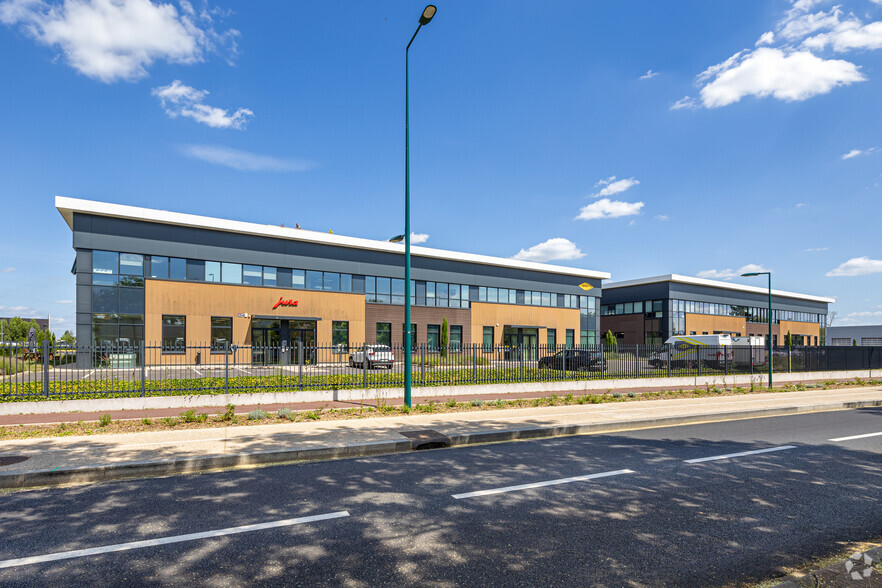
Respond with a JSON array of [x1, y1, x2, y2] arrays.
[[221, 262, 242, 284], [542, 292, 551, 307], [479, 286, 487, 302], [581, 330, 588, 347], [92, 250, 118, 275], [92, 286, 117, 313], [292, 270, 306, 289], [861, 337, 882, 346], [243, 265, 262, 286], [437, 283, 448, 307], [169, 258, 187, 281], [831, 338, 851, 346], [263, 267, 277, 287], [306, 270, 323, 290], [324, 272, 340, 291], [488, 287, 497, 303], [119, 253, 143, 276], [376, 277, 391, 304], [427, 324, 440, 351], [118, 287, 144, 313], [547, 328, 556, 349], [211, 317, 233, 352], [426, 282, 435, 306], [340, 274, 352, 292], [365, 276, 377, 303], [162, 315, 186, 352], [186, 259, 204, 281], [205, 261, 221, 283], [566, 329, 575, 348], [450, 325, 462, 351], [332, 321, 349, 353], [376, 322, 391, 347], [391, 279, 405, 305], [483, 326, 494, 352], [150, 256, 169, 279]]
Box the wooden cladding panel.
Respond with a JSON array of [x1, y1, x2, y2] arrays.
[[469, 302, 580, 345]]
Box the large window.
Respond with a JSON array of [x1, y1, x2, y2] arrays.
[[450, 325, 462, 351], [150, 256, 169, 279], [221, 262, 242, 284], [402, 323, 417, 349], [306, 270, 323, 290], [566, 329, 575, 348], [243, 265, 262, 286], [92, 250, 118, 276], [205, 261, 221, 282], [376, 322, 391, 347], [169, 258, 187, 281], [332, 321, 349, 353], [483, 326, 494, 352], [162, 315, 186, 353], [547, 328, 556, 349], [210, 317, 232, 352], [427, 324, 440, 351], [186, 259, 204, 281]]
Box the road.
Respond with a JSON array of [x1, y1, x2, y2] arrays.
[[0, 409, 880, 586]]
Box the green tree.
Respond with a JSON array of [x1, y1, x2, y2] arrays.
[[61, 331, 76, 345], [853, 338, 858, 346], [440, 318, 449, 358], [604, 329, 617, 349], [785, 330, 792, 347]]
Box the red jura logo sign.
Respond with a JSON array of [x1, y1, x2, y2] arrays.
[[273, 297, 299, 310]]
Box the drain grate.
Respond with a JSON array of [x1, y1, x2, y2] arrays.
[[0, 456, 29, 467], [399, 429, 451, 450]]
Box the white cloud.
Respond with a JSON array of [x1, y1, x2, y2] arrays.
[[670, 96, 698, 111], [826, 256, 882, 276], [697, 264, 771, 281], [779, 6, 842, 41], [697, 48, 864, 108], [756, 31, 775, 46], [639, 69, 658, 80], [576, 198, 644, 221], [154, 81, 252, 129], [654, 214, 669, 221], [592, 176, 639, 198], [512, 238, 585, 262], [0, 267, 14, 273], [180, 144, 314, 172], [0, 0, 238, 83], [53, 299, 73, 304], [804, 246, 828, 252], [410, 233, 429, 244], [842, 147, 877, 159], [802, 16, 882, 53]]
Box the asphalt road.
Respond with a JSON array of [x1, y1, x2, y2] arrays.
[[1, 409, 880, 587]]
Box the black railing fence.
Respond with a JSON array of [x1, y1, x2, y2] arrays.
[[1, 341, 880, 401]]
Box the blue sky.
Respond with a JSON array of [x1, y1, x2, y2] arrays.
[[1, 0, 881, 333]]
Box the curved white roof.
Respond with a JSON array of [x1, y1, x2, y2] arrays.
[[604, 274, 834, 304]]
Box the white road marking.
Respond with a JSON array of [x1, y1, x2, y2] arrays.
[[829, 431, 882, 442], [684, 445, 797, 464], [190, 367, 203, 377], [0, 511, 349, 569], [80, 370, 95, 381], [235, 366, 251, 375], [452, 469, 634, 499]]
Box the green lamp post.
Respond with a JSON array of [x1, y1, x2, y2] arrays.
[[404, 5, 436, 408], [741, 271, 773, 389]]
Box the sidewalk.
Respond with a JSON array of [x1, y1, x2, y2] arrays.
[[0, 386, 880, 490]]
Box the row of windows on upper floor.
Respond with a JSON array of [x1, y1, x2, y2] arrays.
[[88, 250, 598, 312], [601, 299, 825, 325]]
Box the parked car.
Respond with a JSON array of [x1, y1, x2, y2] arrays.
[[349, 345, 394, 369], [538, 349, 604, 372]]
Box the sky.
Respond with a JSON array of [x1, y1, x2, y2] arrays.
[[0, 0, 881, 333]]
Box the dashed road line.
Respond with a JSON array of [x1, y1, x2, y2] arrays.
[[452, 469, 635, 499], [684, 445, 797, 464], [829, 431, 882, 442]]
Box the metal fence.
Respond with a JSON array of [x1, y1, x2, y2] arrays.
[[1, 341, 881, 402]]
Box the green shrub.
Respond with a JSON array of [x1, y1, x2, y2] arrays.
[[161, 417, 178, 426], [627, 392, 636, 398], [219, 404, 236, 421], [278, 408, 295, 420], [612, 392, 623, 399], [470, 399, 484, 407], [142, 417, 152, 425], [247, 410, 268, 421], [181, 409, 198, 423], [98, 413, 111, 427], [445, 398, 457, 408]]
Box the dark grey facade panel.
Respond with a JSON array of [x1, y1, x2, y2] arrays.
[[76, 285, 91, 313], [603, 281, 827, 314], [73, 213, 603, 296]]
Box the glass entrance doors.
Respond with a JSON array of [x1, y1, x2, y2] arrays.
[[252, 320, 280, 365], [503, 327, 539, 361], [289, 320, 316, 365]]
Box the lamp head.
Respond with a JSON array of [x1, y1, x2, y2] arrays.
[[389, 234, 406, 243], [741, 272, 760, 277], [419, 5, 436, 25]]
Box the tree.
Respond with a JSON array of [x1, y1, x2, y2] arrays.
[[827, 310, 838, 327], [605, 330, 617, 349], [785, 330, 792, 347], [440, 318, 449, 358], [61, 331, 76, 345], [853, 338, 858, 346]]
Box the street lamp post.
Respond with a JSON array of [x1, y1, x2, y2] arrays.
[[741, 271, 772, 389], [404, 5, 436, 409]]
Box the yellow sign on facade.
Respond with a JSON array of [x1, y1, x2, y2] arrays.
[[578, 282, 594, 291]]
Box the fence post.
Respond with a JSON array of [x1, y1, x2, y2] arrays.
[[634, 344, 639, 379], [472, 343, 477, 383], [519, 343, 524, 382], [667, 345, 671, 378], [697, 348, 702, 378], [600, 343, 605, 379], [298, 340, 304, 390], [421, 344, 425, 384], [724, 345, 729, 376], [562, 345, 567, 380], [224, 341, 230, 395], [363, 342, 368, 391], [140, 340, 146, 397], [43, 338, 50, 398], [788, 346, 792, 373], [750, 345, 754, 376]]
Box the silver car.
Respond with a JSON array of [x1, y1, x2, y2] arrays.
[[349, 345, 394, 369]]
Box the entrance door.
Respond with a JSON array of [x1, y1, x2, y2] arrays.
[[252, 320, 280, 365], [289, 320, 317, 365], [502, 327, 540, 361]]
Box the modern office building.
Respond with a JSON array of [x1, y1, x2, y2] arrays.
[[827, 325, 882, 346], [600, 274, 831, 346], [57, 197, 607, 366]]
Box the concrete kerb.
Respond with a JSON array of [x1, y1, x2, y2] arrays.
[[3, 397, 881, 491], [0, 369, 876, 417]]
